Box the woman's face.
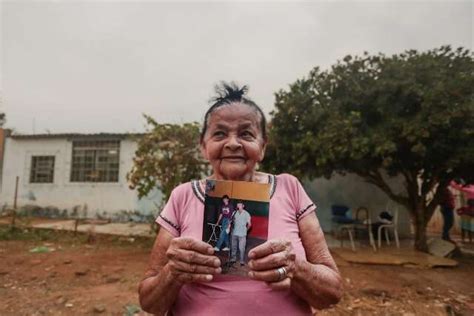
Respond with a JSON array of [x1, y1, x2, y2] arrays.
[[200, 103, 266, 181]]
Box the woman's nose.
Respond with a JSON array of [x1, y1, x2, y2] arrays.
[[224, 135, 242, 150]]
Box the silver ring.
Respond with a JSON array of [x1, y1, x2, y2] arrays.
[[276, 267, 287, 281]]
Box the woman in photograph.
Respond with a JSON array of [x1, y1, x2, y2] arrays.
[[138, 83, 342, 315]]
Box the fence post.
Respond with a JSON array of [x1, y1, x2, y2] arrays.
[[11, 176, 19, 228]]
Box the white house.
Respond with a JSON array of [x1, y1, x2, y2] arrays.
[[0, 130, 161, 221]]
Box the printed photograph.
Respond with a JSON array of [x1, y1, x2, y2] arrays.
[[202, 179, 270, 276]]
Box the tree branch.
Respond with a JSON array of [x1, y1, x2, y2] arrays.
[[358, 170, 410, 209], [401, 169, 420, 210]]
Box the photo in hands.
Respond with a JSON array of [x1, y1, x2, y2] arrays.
[[202, 179, 270, 276]]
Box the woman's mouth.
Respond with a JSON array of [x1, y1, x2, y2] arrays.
[[221, 156, 246, 162]]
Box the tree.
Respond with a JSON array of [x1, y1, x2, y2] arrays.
[[264, 46, 474, 252], [127, 115, 208, 206]]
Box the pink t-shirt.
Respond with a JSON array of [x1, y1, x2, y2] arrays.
[[156, 173, 317, 316]]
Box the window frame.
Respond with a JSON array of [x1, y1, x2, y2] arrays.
[[69, 139, 121, 183], [29, 155, 55, 184]]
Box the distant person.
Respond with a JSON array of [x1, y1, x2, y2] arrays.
[[230, 201, 251, 266], [214, 195, 234, 251], [439, 187, 455, 242], [451, 180, 474, 207], [456, 202, 474, 243], [452, 180, 474, 243]]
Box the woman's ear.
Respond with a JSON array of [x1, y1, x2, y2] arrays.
[[258, 139, 267, 162], [200, 141, 208, 160]]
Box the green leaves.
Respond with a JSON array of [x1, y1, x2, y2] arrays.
[[264, 46, 474, 185], [127, 116, 208, 203]]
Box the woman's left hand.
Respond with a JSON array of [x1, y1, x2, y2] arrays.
[[247, 239, 296, 290]]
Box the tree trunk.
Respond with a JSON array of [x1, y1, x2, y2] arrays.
[[413, 209, 429, 252]]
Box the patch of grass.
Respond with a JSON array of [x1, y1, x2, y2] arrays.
[[0, 224, 154, 249], [29, 246, 53, 253], [0, 225, 81, 242], [123, 304, 142, 316], [0, 226, 38, 241]]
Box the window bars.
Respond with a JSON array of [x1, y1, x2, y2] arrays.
[[30, 156, 55, 183], [70, 140, 120, 182]]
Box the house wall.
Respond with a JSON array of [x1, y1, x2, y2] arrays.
[[304, 173, 412, 237], [0, 128, 11, 189], [0, 137, 162, 219]]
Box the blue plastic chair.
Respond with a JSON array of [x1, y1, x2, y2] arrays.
[[331, 204, 356, 251]]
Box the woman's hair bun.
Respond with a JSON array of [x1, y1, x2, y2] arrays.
[[200, 81, 267, 142], [211, 82, 248, 104]]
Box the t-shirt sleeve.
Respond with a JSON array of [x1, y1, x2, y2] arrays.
[[156, 186, 182, 237], [288, 174, 317, 221]]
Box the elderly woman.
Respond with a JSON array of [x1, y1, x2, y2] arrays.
[[138, 83, 342, 315]]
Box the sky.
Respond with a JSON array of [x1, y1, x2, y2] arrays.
[[1, 0, 472, 134]]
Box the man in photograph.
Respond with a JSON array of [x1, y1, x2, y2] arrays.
[[214, 195, 234, 251], [230, 201, 252, 266]]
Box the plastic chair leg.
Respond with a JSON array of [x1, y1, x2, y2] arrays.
[[347, 229, 355, 252], [368, 229, 377, 252], [394, 229, 400, 248], [339, 227, 344, 248], [385, 228, 390, 245], [378, 227, 382, 248]]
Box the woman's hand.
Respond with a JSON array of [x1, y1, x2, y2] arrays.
[[247, 239, 296, 290], [165, 237, 222, 284]]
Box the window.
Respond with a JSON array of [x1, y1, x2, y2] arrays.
[[30, 156, 55, 183], [70, 140, 120, 182]]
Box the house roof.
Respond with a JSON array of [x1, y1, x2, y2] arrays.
[[9, 132, 146, 140]]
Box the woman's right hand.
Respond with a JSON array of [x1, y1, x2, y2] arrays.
[[165, 237, 221, 284]]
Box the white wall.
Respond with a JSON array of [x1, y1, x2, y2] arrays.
[[304, 173, 412, 236], [0, 137, 161, 218]]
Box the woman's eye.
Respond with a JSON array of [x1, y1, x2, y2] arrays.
[[213, 131, 226, 137], [241, 131, 255, 138]]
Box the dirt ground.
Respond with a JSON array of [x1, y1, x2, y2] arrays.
[[0, 228, 473, 316]]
